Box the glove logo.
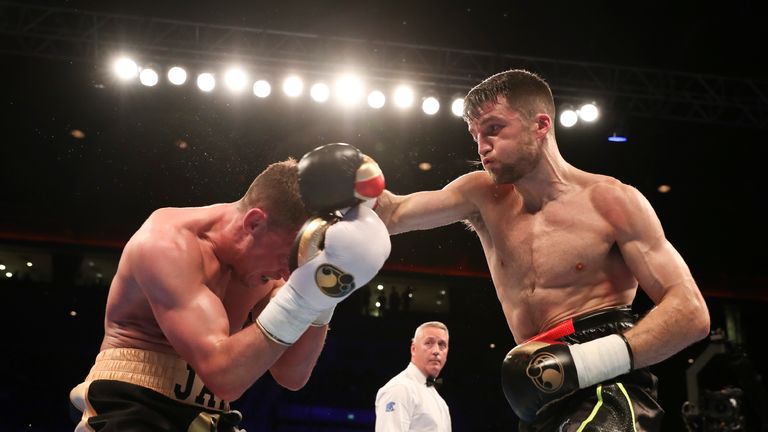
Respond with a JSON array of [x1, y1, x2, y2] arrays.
[[525, 352, 565, 393], [315, 264, 355, 297]]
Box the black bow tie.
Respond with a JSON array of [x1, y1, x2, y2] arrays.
[[426, 377, 443, 388]]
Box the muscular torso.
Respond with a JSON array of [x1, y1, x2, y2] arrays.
[[100, 207, 273, 354], [467, 173, 637, 342]]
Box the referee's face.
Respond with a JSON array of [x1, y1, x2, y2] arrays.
[[411, 327, 449, 379]]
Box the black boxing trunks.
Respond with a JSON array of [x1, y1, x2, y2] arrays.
[[519, 306, 664, 432], [70, 348, 243, 432]]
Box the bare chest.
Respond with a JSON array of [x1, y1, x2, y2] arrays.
[[479, 199, 617, 290]]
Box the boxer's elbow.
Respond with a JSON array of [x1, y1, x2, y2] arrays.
[[201, 375, 246, 402], [214, 384, 247, 402], [690, 303, 711, 343], [682, 292, 711, 343], [195, 359, 249, 401], [270, 365, 311, 391]]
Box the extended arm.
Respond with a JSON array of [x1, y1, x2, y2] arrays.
[[375, 171, 486, 234]]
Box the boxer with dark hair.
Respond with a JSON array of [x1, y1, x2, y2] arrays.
[[71, 149, 389, 431], [375, 70, 710, 431]]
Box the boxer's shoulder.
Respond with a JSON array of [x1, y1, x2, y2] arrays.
[[581, 176, 627, 207], [588, 179, 650, 231], [123, 219, 206, 288], [453, 170, 511, 196], [456, 170, 492, 185]]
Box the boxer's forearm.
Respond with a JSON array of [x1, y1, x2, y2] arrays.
[[270, 325, 328, 390], [624, 280, 709, 368], [190, 323, 288, 401], [376, 189, 475, 234]]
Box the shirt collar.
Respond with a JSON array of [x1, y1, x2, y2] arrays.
[[406, 361, 429, 383]]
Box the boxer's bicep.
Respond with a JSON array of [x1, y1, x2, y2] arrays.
[[598, 184, 709, 366], [602, 185, 691, 301], [130, 237, 231, 368]]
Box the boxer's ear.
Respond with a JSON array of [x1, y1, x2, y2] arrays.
[[534, 113, 552, 138], [244, 207, 268, 234]]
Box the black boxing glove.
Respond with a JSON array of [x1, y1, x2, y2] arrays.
[[501, 335, 633, 422], [298, 143, 385, 215]]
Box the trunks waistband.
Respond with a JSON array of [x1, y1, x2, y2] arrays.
[[85, 348, 230, 412], [526, 305, 636, 344]]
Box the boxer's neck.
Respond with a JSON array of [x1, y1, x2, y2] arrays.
[[515, 139, 576, 213]]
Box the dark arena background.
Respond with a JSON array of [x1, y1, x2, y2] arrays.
[[2, 1, 767, 431]]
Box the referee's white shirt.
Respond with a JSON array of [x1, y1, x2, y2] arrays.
[[374, 362, 451, 432]]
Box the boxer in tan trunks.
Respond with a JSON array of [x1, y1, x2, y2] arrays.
[[71, 152, 390, 431]]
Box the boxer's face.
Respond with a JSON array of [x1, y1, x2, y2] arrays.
[[241, 227, 295, 284], [468, 98, 542, 184], [411, 326, 449, 378]]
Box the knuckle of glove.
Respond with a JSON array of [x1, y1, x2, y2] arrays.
[[324, 206, 391, 282], [501, 341, 579, 422], [298, 143, 384, 214], [289, 215, 339, 272]]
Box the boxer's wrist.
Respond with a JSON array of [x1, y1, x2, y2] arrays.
[[311, 306, 335, 327], [256, 284, 319, 346], [569, 334, 632, 388], [618, 332, 634, 370]]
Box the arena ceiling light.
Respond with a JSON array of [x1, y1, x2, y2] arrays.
[[421, 96, 440, 115], [167, 66, 187, 85], [334, 74, 364, 106], [223, 67, 248, 93], [451, 97, 464, 117], [559, 102, 600, 127], [282, 75, 304, 97], [105, 58, 474, 120], [196, 72, 216, 92], [113, 57, 138, 80], [310, 82, 330, 103], [253, 79, 272, 98], [559, 107, 578, 128], [139, 67, 159, 87], [393, 85, 414, 108], [578, 102, 599, 122], [367, 90, 385, 109]]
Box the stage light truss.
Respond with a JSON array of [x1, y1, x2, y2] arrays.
[[1, 1, 767, 128]]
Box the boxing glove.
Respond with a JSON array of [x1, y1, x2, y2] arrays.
[[501, 334, 633, 422], [256, 205, 390, 345], [288, 214, 341, 327], [298, 143, 385, 215]]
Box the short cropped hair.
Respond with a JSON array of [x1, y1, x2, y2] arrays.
[[414, 321, 449, 340], [238, 159, 309, 232], [463, 69, 556, 122]]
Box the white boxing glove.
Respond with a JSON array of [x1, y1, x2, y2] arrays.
[[257, 205, 390, 345]]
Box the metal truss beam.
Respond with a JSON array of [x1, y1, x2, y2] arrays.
[[2, 1, 766, 128]]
